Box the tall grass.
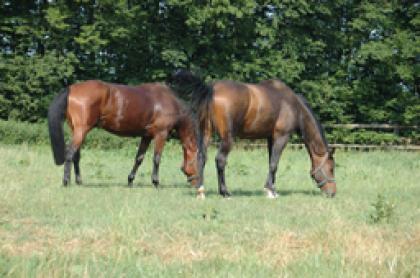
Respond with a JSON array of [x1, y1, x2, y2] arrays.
[[0, 142, 419, 277]]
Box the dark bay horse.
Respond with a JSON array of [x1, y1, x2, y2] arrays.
[[169, 71, 336, 199], [48, 80, 201, 193]]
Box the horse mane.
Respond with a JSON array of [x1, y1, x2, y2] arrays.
[[295, 93, 329, 151], [261, 78, 328, 149], [167, 70, 213, 114], [167, 70, 214, 184]]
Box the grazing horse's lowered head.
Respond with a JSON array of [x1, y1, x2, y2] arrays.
[[310, 149, 336, 197]]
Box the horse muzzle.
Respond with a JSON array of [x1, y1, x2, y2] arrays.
[[320, 182, 336, 198]]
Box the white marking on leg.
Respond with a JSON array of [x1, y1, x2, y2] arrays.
[[265, 188, 278, 199], [197, 185, 206, 200]]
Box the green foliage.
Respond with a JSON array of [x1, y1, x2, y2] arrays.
[[0, 52, 77, 121], [0, 120, 50, 145], [369, 194, 395, 224], [0, 120, 417, 147], [326, 129, 405, 145], [0, 120, 138, 149], [0, 1, 418, 125]]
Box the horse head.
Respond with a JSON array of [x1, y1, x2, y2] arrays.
[[311, 148, 336, 197]]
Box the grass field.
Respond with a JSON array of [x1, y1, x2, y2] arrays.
[[0, 142, 419, 277]]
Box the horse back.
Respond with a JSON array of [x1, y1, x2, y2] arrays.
[[101, 82, 181, 136], [212, 80, 298, 138]]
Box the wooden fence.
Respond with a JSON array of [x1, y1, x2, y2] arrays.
[[212, 124, 420, 152]]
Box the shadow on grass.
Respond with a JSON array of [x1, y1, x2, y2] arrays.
[[78, 180, 191, 189], [184, 188, 321, 198], [278, 189, 321, 196]]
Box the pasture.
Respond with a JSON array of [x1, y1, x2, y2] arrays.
[[0, 142, 419, 277]]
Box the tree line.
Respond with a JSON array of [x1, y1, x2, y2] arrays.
[[0, 1, 418, 125]]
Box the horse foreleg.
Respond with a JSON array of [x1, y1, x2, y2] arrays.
[[128, 137, 152, 186], [215, 136, 232, 198], [73, 149, 82, 185], [151, 132, 168, 187], [264, 134, 289, 198]]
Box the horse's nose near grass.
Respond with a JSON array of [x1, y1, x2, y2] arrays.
[[321, 184, 336, 198], [326, 191, 336, 198]]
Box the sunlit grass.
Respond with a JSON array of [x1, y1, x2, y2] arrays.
[[0, 143, 419, 277]]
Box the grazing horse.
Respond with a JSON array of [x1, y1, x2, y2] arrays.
[[48, 80, 200, 191], [169, 71, 336, 198]]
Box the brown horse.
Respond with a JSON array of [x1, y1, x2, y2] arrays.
[[48, 80, 201, 192], [169, 71, 336, 198]]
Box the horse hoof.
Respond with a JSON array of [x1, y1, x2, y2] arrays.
[[127, 178, 134, 187], [62, 179, 69, 186], [75, 177, 82, 185], [196, 186, 205, 200], [152, 179, 159, 187], [265, 188, 278, 199], [197, 192, 206, 200], [221, 192, 231, 198], [324, 191, 336, 198]]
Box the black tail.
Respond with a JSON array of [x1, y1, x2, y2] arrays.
[[48, 88, 69, 165], [167, 70, 213, 186]]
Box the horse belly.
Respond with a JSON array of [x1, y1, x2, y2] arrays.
[[240, 118, 276, 138], [99, 115, 148, 137]]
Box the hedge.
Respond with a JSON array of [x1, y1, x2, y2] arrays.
[[0, 120, 418, 148]]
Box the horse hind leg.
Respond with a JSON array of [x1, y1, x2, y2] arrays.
[[73, 149, 82, 185], [215, 135, 233, 197], [63, 127, 88, 186], [63, 144, 76, 186]]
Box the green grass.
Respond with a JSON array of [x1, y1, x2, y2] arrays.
[[0, 142, 419, 277]]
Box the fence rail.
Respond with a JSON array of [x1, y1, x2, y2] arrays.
[[233, 143, 420, 152], [290, 143, 420, 152], [210, 123, 419, 151], [324, 124, 419, 130]]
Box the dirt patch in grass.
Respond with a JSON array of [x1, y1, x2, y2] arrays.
[[0, 218, 57, 256], [312, 220, 420, 275], [257, 231, 314, 267]]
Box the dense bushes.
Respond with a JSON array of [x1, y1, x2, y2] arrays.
[[1, 120, 417, 148], [0, 120, 138, 150], [1, 2, 418, 125]]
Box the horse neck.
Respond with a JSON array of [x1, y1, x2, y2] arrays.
[[297, 100, 329, 168]]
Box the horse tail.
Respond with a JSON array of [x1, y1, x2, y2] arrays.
[[48, 88, 69, 165]]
